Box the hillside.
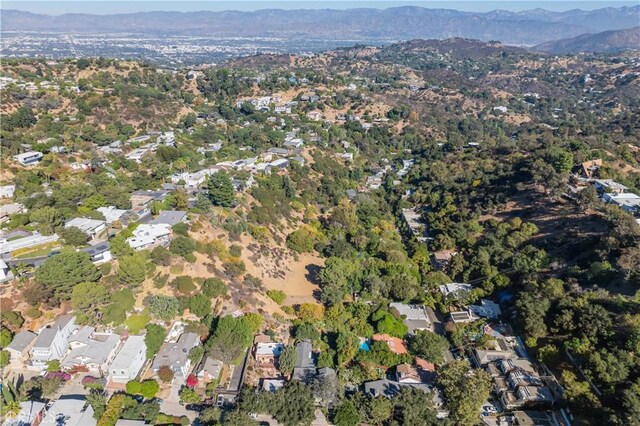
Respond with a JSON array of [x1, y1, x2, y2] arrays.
[[535, 26, 640, 54]]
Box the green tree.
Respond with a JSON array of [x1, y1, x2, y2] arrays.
[[0, 327, 14, 347], [86, 388, 107, 419], [436, 360, 491, 425], [60, 226, 89, 246], [0, 350, 9, 368], [408, 330, 450, 364], [393, 388, 438, 426], [208, 316, 254, 363], [333, 400, 360, 426], [117, 254, 147, 286], [278, 345, 297, 375], [170, 236, 197, 261], [28, 206, 63, 234], [146, 295, 181, 321], [144, 324, 167, 359], [203, 278, 227, 298], [35, 251, 101, 299], [70, 282, 109, 322], [189, 294, 212, 318], [157, 366, 174, 383], [366, 397, 393, 425], [208, 172, 236, 207], [271, 381, 315, 426], [110, 234, 134, 258]]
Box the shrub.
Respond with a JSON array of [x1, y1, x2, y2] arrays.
[[170, 236, 197, 261], [202, 278, 227, 298], [157, 366, 174, 383], [229, 244, 242, 257], [267, 290, 286, 305], [172, 276, 196, 294], [172, 222, 189, 236], [222, 259, 245, 277]]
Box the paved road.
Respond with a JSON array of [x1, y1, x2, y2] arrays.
[[159, 381, 196, 421], [426, 307, 455, 363]]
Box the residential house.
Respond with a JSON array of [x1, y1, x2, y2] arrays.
[[438, 283, 473, 298], [125, 148, 152, 163], [389, 303, 433, 334], [0, 203, 24, 224], [30, 315, 77, 370], [267, 147, 289, 157], [40, 396, 96, 426], [431, 249, 458, 270], [254, 342, 284, 366], [0, 185, 15, 198], [152, 332, 200, 378], [0, 259, 14, 282], [3, 401, 46, 426], [261, 379, 285, 392], [64, 217, 106, 239], [108, 335, 147, 384], [307, 110, 322, 121], [401, 208, 429, 242], [290, 156, 306, 166], [602, 192, 640, 213], [372, 334, 408, 355], [5, 331, 37, 366], [97, 206, 128, 224], [395, 363, 422, 384], [61, 327, 119, 375], [593, 179, 628, 195], [283, 139, 304, 149], [270, 158, 289, 169], [292, 340, 316, 381], [149, 210, 188, 226], [130, 190, 170, 211], [469, 299, 502, 319], [450, 310, 480, 324], [197, 356, 223, 384], [581, 159, 602, 178], [0, 232, 59, 256], [126, 223, 172, 251], [13, 151, 43, 166]]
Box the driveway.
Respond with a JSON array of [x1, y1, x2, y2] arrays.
[[159, 380, 196, 421]]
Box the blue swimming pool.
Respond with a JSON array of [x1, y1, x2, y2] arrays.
[[360, 341, 370, 351]]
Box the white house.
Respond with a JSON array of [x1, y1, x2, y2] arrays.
[[0, 232, 60, 256], [602, 192, 640, 213], [13, 151, 43, 166], [126, 223, 172, 250], [61, 327, 121, 375], [0, 259, 13, 282], [29, 315, 77, 370], [64, 217, 107, 239], [125, 148, 152, 163], [108, 335, 147, 383], [97, 206, 128, 224], [0, 185, 15, 198], [80, 242, 112, 264]]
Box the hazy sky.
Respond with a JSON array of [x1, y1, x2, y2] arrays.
[[4, 1, 639, 15]]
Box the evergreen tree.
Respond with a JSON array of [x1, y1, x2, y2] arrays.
[[208, 172, 236, 207]]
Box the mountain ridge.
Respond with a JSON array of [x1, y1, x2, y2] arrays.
[[2, 5, 639, 46], [535, 26, 640, 54]]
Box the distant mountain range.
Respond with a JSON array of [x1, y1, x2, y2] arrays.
[[2, 5, 639, 46], [535, 27, 640, 54]]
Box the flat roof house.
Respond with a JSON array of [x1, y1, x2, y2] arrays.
[[0, 232, 59, 257], [389, 303, 433, 334], [30, 315, 77, 370], [127, 223, 172, 251], [152, 332, 200, 378], [108, 335, 147, 384], [97, 206, 128, 224], [254, 342, 284, 366], [13, 151, 43, 166], [64, 217, 106, 239], [0, 184, 15, 198]]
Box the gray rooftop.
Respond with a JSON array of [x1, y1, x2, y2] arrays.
[[152, 332, 199, 373], [148, 210, 187, 226], [81, 242, 110, 257], [6, 330, 37, 353], [33, 315, 75, 349], [110, 335, 146, 371]]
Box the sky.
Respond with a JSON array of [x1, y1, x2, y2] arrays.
[[3, 1, 639, 15]]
